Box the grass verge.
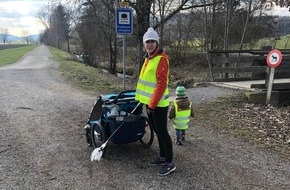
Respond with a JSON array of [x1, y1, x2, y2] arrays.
[[0, 45, 37, 66], [49, 47, 135, 95]]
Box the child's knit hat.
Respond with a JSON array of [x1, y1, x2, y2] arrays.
[[176, 85, 186, 97]]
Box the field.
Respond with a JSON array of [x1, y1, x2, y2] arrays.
[[0, 44, 30, 50], [0, 45, 36, 66]]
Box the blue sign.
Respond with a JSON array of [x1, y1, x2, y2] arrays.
[[115, 8, 133, 34]]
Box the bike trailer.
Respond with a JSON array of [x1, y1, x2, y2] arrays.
[[84, 90, 154, 156]]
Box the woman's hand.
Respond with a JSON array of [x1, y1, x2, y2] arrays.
[[146, 107, 155, 114]]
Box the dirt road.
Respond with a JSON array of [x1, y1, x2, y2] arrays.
[[1, 45, 290, 190]]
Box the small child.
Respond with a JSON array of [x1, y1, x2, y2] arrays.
[[168, 85, 194, 145]]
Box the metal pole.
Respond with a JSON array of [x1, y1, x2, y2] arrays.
[[265, 67, 275, 105], [122, 35, 126, 90]]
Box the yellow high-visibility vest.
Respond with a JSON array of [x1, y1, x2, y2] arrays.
[[173, 101, 191, 130], [135, 55, 169, 107]]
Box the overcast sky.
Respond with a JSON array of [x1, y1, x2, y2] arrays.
[[0, 0, 45, 37], [0, 0, 289, 37], [272, 7, 290, 17]]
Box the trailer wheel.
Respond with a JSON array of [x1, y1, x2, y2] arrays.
[[91, 123, 108, 156]]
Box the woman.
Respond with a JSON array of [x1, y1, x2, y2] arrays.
[[135, 27, 175, 176]]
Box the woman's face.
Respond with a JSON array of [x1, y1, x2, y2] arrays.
[[144, 40, 157, 54]]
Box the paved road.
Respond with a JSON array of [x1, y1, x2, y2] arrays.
[[1, 45, 290, 190]]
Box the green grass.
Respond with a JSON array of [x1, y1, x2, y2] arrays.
[[274, 34, 290, 49], [0, 45, 37, 66], [49, 47, 131, 94], [245, 35, 290, 49], [170, 34, 290, 51]]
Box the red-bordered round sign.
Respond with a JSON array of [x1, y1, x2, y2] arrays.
[[266, 49, 282, 68]]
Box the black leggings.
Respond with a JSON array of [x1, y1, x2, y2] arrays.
[[147, 106, 173, 163]]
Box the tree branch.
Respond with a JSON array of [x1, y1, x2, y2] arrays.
[[154, 0, 227, 29]]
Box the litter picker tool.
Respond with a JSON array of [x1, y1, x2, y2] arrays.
[[90, 102, 141, 161]]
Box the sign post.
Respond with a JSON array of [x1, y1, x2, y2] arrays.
[[115, 7, 133, 90], [265, 49, 282, 105]]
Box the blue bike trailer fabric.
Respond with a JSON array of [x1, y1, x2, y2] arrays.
[[108, 115, 146, 144], [104, 91, 135, 101]]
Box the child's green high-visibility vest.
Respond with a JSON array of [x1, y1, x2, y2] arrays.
[[173, 101, 191, 130]]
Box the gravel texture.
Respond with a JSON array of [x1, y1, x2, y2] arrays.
[[1, 45, 290, 190]]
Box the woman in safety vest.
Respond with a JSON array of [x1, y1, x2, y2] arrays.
[[135, 27, 175, 176], [168, 85, 194, 145]]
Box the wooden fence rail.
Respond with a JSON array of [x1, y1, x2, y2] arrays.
[[208, 50, 290, 83]]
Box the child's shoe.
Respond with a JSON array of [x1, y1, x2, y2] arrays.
[[181, 131, 186, 142], [181, 135, 185, 142], [175, 138, 183, 146]]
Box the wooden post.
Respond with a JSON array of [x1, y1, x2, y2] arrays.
[[265, 67, 270, 88], [265, 67, 275, 105]]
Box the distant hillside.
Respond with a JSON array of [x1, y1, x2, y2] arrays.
[[7, 34, 20, 42], [6, 34, 39, 43], [28, 34, 40, 41]]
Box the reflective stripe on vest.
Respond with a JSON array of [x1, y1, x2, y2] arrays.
[[173, 101, 191, 130], [135, 55, 169, 107]]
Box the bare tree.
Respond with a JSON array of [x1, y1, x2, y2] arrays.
[[75, 1, 109, 67], [49, 4, 71, 51], [130, 0, 154, 78], [21, 30, 32, 44], [38, 1, 73, 52], [0, 28, 9, 44], [67, 1, 222, 78], [77, 0, 118, 72]]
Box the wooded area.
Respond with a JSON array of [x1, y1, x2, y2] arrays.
[[3, 0, 290, 82]]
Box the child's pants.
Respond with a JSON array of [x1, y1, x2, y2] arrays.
[[175, 129, 185, 138]]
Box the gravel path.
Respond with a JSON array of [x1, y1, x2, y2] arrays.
[[1, 45, 290, 190]]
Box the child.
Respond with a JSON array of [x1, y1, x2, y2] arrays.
[[168, 85, 194, 145]]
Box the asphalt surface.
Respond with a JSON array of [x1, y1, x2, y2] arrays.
[[1, 45, 290, 190]]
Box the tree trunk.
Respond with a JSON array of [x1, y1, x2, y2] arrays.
[[134, 0, 154, 82], [67, 38, 70, 53], [234, 0, 252, 77], [203, 0, 214, 81], [223, 0, 231, 79]]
